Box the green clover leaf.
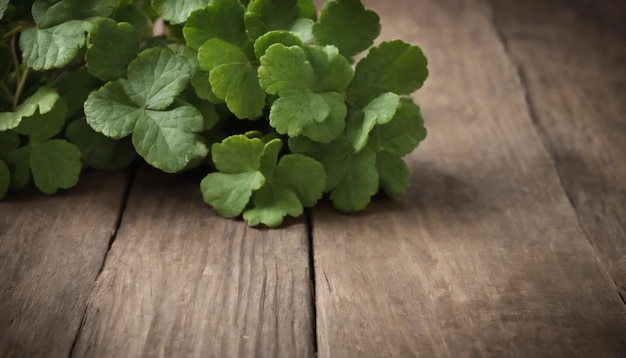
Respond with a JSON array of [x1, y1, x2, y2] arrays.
[[300, 92, 346, 143], [66, 117, 136, 171], [368, 98, 427, 196], [86, 18, 139, 81], [289, 18, 314, 44], [53, 67, 102, 118], [3, 145, 30, 191], [4, 140, 81, 194], [198, 38, 266, 119], [269, 90, 329, 136], [0, 90, 80, 195], [21, 0, 118, 70], [243, 152, 326, 227], [0, 87, 59, 130], [32, 0, 116, 28], [113, 3, 152, 38], [254, 30, 303, 59], [297, 0, 316, 19], [183, 0, 247, 50], [346, 92, 400, 152], [245, 0, 300, 40], [84, 47, 207, 173], [312, 0, 380, 59], [289, 98, 426, 209], [259, 43, 349, 142], [305, 45, 353, 93], [151, 0, 210, 24], [258, 43, 314, 95], [14, 97, 68, 142], [348, 40, 428, 107], [201, 135, 267, 218], [202, 135, 325, 227], [20, 20, 93, 70], [290, 134, 378, 212]]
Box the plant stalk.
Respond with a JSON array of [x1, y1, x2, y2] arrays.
[[13, 67, 29, 111]]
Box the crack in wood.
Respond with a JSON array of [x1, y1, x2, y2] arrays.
[[69, 166, 138, 358], [488, 0, 626, 307]]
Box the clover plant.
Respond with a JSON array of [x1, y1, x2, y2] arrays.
[[0, 0, 428, 227]]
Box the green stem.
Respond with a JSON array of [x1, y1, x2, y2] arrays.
[[13, 67, 29, 111], [2, 25, 25, 40], [10, 36, 21, 85]]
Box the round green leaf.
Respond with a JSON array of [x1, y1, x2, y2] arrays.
[[244, 0, 299, 39], [254, 30, 303, 59], [183, 0, 247, 49], [84, 81, 143, 139], [312, 0, 380, 58], [376, 151, 409, 197], [124, 47, 192, 110], [368, 98, 427, 156], [201, 171, 265, 218], [0, 86, 60, 130], [211, 135, 265, 174], [14, 97, 68, 142], [258, 43, 314, 95], [151, 0, 210, 24], [348, 40, 428, 107], [20, 20, 92, 70], [199, 39, 266, 119], [132, 106, 207, 173], [301, 91, 346, 143], [86, 18, 139, 81], [33, 0, 116, 28], [269, 90, 329, 137], [346, 92, 400, 152], [66, 118, 136, 171], [305, 45, 354, 93], [30, 139, 81, 194], [3, 146, 31, 191], [275, 153, 326, 207]]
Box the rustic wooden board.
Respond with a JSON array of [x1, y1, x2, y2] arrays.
[[72, 167, 315, 357], [312, 0, 626, 356], [0, 172, 129, 357], [490, 0, 626, 301]]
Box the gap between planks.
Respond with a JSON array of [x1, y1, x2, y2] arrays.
[[69, 165, 139, 357]]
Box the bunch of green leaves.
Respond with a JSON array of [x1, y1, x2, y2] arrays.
[[0, 0, 428, 227]]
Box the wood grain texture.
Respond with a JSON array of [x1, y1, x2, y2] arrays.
[[490, 0, 626, 301], [312, 0, 626, 356], [0, 172, 129, 357], [72, 167, 314, 358]]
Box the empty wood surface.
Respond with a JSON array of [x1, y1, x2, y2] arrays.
[[1, 0, 625, 357], [0, 172, 129, 357], [312, 0, 626, 356], [71, 167, 315, 357], [491, 0, 626, 301]]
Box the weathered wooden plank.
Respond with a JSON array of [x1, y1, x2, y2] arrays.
[[72, 167, 314, 357], [313, 0, 626, 356], [0, 172, 129, 357], [490, 0, 626, 301]]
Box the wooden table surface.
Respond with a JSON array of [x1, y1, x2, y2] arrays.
[[1, 0, 625, 356]]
